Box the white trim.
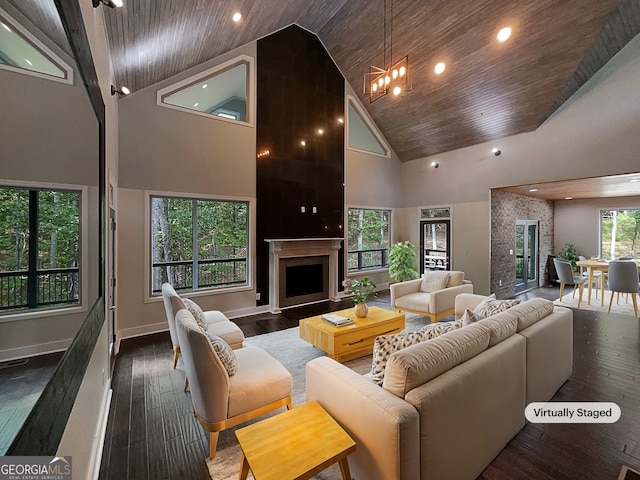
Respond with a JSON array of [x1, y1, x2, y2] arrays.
[[0, 338, 70, 363], [144, 190, 255, 303], [156, 54, 255, 127], [89, 387, 112, 480], [0, 6, 73, 85], [345, 95, 391, 158]]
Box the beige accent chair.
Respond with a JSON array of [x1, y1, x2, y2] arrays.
[[161, 283, 245, 368], [176, 309, 292, 459], [389, 271, 473, 323]]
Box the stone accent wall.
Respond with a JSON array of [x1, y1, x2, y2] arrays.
[[490, 190, 554, 299]]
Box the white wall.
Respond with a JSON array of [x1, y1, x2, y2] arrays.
[[400, 34, 640, 294], [555, 196, 640, 259]]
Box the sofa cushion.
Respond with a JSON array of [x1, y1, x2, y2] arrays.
[[478, 310, 518, 346], [473, 293, 520, 317], [460, 308, 484, 326], [205, 331, 237, 376], [370, 321, 462, 385], [446, 271, 465, 287], [420, 271, 451, 293], [509, 298, 555, 331], [183, 298, 208, 331], [382, 323, 490, 397]]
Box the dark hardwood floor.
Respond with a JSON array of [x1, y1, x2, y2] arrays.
[[98, 287, 640, 480]]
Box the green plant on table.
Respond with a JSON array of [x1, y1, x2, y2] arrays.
[[388, 241, 419, 283], [343, 277, 377, 305]]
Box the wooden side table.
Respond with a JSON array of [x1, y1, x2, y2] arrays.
[[235, 401, 355, 480], [299, 306, 405, 362]]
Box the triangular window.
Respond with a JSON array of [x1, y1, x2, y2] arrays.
[[347, 97, 389, 157], [0, 7, 72, 84], [157, 55, 253, 126]]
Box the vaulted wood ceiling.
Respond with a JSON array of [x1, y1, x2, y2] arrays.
[[9, 0, 640, 165]]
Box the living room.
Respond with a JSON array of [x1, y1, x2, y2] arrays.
[[1, 0, 640, 479]]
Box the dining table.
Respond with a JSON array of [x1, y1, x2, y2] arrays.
[[575, 259, 609, 306]]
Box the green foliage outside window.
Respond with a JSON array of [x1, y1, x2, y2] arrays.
[[601, 209, 640, 260], [347, 208, 390, 271]]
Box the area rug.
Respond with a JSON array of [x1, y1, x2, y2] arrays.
[[553, 289, 639, 318], [205, 312, 431, 480]]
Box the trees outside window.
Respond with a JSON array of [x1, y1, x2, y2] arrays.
[[0, 187, 80, 310], [600, 209, 640, 260], [347, 208, 390, 271], [151, 196, 249, 293]]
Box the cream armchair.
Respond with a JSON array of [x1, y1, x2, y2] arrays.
[[161, 283, 245, 368], [390, 271, 473, 322], [176, 309, 292, 459]]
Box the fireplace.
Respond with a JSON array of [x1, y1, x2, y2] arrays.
[[265, 238, 342, 313]]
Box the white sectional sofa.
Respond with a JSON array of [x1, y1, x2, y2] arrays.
[[306, 295, 573, 480]]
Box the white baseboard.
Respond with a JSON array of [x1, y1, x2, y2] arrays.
[[0, 339, 70, 363], [89, 386, 112, 480]]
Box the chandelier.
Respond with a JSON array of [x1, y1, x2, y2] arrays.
[[365, 0, 410, 103]]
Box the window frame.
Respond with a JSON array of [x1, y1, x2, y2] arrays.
[[346, 205, 392, 275], [156, 54, 255, 127], [145, 191, 254, 302], [599, 207, 640, 260], [0, 180, 88, 319], [0, 6, 73, 85], [345, 95, 391, 158]]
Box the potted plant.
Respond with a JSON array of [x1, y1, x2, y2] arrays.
[[388, 241, 419, 283], [556, 243, 581, 272], [343, 277, 377, 317]]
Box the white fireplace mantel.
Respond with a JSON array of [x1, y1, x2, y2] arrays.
[[265, 238, 343, 313]]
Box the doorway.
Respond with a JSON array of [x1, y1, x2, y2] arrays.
[[108, 207, 117, 370], [420, 220, 451, 273], [515, 220, 538, 293]]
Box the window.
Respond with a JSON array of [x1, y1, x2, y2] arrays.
[[156, 55, 253, 125], [0, 7, 73, 84], [151, 196, 249, 293], [347, 208, 391, 271], [600, 209, 640, 260], [346, 97, 390, 156], [0, 187, 80, 311]]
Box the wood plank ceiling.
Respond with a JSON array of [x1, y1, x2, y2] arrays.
[[94, 0, 639, 163]]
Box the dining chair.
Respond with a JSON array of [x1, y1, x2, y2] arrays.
[[578, 255, 605, 299], [554, 258, 588, 308], [606, 260, 639, 317]]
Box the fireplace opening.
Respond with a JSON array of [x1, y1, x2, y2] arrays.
[[286, 263, 324, 298], [279, 255, 329, 308]]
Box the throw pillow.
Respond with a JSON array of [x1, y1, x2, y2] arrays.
[[446, 271, 465, 287], [460, 308, 485, 326], [182, 298, 207, 331], [205, 331, 237, 376], [473, 293, 521, 318], [371, 321, 462, 386], [420, 271, 451, 293]]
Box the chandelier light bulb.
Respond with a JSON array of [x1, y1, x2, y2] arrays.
[[392, 86, 402, 96], [378, 78, 384, 88], [497, 26, 512, 43], [384, 75, 391, 85], [232, 12, 242, 22], [392, 69, 398, 79], [372, 82, 378, 92], [399, 66, 406, 77]]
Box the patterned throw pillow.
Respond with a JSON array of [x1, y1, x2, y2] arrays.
[[473, 294, 520, 318], [183, 298, 208, 331], [420, 271, 451, 293], [205, 331, 237, 376], [460, 308, 485, 326], [371, 321, 462, 386]]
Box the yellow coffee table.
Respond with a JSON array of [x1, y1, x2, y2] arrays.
[[299, 306, 405, 362], [236, 401, 355, 480]]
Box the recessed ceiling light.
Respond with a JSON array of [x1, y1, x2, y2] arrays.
[[317, 128, 324, 135], [337, 117, 344, 124], [193, 102, 199, 107], [565, 197, 573, 200], [529, 188, 538, 192], [232, 12, 242, 22], [497, 26, 512, 43], [300, 140, 306, 146], [434, 62, 446, 75], [202, 84, 208, 89]]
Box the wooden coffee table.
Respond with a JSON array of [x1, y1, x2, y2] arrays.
[[236, 401, 355, 480], [299, 306, 405, 362]]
